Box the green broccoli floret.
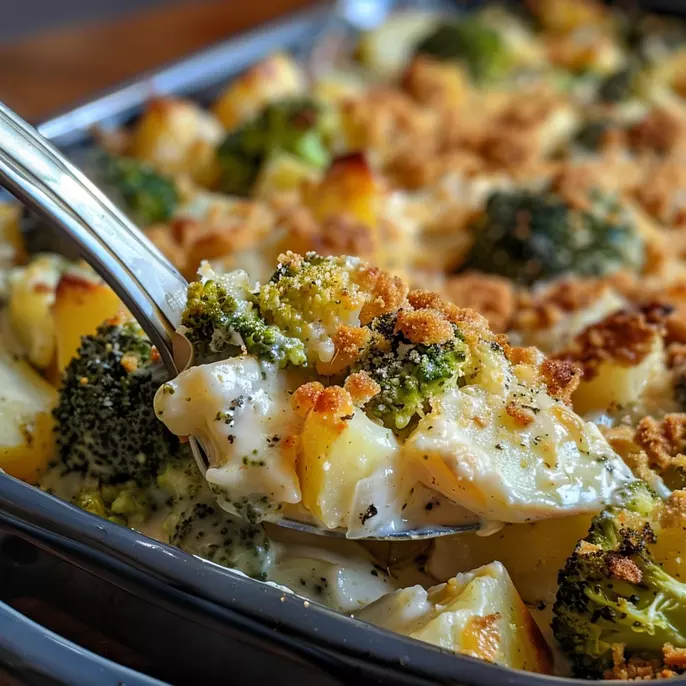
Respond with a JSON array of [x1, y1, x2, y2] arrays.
[[256, 253, 373, 366], [181, 274, 306, 366], [52, 319, 190, 484], [414, 17, 511, 83], [217, 98, 331, 196], [99, 153, 178, 225], [353, 312, 468, 432], [552, 481, 686, 678], [573, 119, 616, 151], [72, 481, 150, 528], [465, 188, 644, 285], [597, 66, 638, 104], [164, 486, 273, 580]]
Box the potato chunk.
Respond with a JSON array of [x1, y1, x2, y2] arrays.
[[355, 561, 553, 674], [52, 274, 122, 372], [0, 341, 57, 482], [405, 341, 634, 523], [130, 98, 224, 185], [298, 403, 400, 530], [212, 53, 306, 131], [8, 255, 63, 369]]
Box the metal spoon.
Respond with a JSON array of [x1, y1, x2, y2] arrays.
[[0, 101, 478, 540]]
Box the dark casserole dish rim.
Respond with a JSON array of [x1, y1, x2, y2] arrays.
[[0, 3, 684, 685]]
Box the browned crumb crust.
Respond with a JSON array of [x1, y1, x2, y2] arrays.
[[291, 382, 354, 431], [634, 414, 686, 473], [444, 273, 515, 333], [395, 308, 454, 345], [344, 371, 381, 406], [554, 305, 669, 379], [359, 268, 410, 325], [604, 644, 679, 681], [505, 401, 536, 427], [607, 553, 643, 585], [539, 358, 581, 405]]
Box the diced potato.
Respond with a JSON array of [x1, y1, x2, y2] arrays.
[[312, 70, 367, 106], [0, 340, 58, 483], [130, 98, 224, 186], [52, 274, 123, 372], [546, 32, 624, 75], [212, 53, 306, 131], [427, 515, 593, 608], [253, 153, 320, 200], [0, 203, 26, 265], [357, 13, 440, 78], [8, 255, 64, 369], [298, 409, 399, 530], [572, 335, 674, 417], [303, 153, 379, 230], [356, 561, 553, 674]]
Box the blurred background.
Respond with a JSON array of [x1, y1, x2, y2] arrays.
[[0, 0, 315, 122]]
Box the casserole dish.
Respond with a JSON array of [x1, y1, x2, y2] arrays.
[[1, 1, 686, 684]]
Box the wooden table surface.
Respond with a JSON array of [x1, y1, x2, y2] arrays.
[[0, 0, 318, 123]]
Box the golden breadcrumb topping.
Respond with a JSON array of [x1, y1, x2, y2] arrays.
[[394, 308, 454, 345], [444, 273, 515, 333], [555, 305, 669, 380], [344, 371, 381, 405]]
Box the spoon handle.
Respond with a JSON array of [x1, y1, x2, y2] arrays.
[[0, 101, 187, 374]]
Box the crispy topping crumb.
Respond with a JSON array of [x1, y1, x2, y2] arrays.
[[344, 371, 381, 406], [607, 553, 643, 585], [555, 306, 666, 380], [539, 358, 581, 405], [505, 401, 536, 427], [444, 273, 515, 333], [395, 308, 454, 345], [634, 414, 686, 473]]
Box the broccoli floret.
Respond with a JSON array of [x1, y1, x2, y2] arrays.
[[217, 98, 331, 196], [414, 17, 511, 83], [573, 119, 616, 151], [597, 66, 638, 104], [181, 274, 306, 367], [72, 481, 150, 528], [52, 319, 190, 484], [353, 312, 468, 432], [552, 481, 686, 678], [465, 189, 644, 285], [165, 488, 273, 580], [256, 253, 374, 366], [99, 153, 178, 225]]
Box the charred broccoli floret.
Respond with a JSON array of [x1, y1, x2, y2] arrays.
[[217, 98, 331, 196], [552, 482, 686, 678], [52, 319, 190, 484], [414, 17, 511, 83], [465, 189, 644, 285], [99, 153, 178, 225], [353, 312, 468, 431], [181, 271, 306, 366]]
